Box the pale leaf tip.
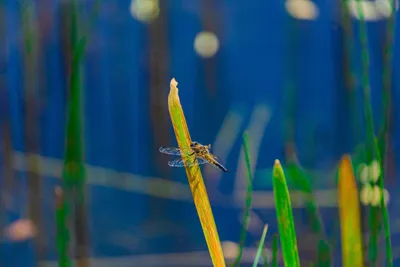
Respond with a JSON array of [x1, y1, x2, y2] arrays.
[[274, 159, 281, 166], [169, 78, 179, 97], [170, 78, 178, 88]]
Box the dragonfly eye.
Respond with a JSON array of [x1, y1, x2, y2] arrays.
[[191, 141, 198, 147]]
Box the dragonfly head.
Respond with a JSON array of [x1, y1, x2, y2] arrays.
[[190, 141, 199, 148]]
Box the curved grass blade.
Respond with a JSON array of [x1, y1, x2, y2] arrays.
[[317, 239, 331, 267], [253, 225, 269, 267], [231, 132, 254, 267], [286, 159, 332, 266], [338, 155, 364, 267], [168, 78, 225, 267], [272, 160, 300, 267]]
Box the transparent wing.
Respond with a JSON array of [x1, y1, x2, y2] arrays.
[[159, 146, 182, 156], [196, 157, 208, 165], [168, 158, 190, 167], [159, 146, 193, 156], [168, 157, 208, 167]]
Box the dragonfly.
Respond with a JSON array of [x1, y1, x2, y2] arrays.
[[159, 141, 228, 172]]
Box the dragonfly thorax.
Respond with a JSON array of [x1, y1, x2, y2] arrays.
[[190, 141, 210, 155]]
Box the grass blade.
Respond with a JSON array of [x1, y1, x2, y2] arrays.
[[317, 239, 331, 267], [253, 225, 269, 267], [55, 187, 71, 267], [374, 137, 393, 266], [168, 78, 225, 267], [338, 155, 364, 267], [352, 1, 379, 264], [286, 159, 332, 265], [231, 132, 254, 267], [353, 1, 393, 265], [272, 160, 300, 266]]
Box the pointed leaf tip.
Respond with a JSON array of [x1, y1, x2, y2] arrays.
[[170, 78, 178, 87], [273, 159, 283, 178]]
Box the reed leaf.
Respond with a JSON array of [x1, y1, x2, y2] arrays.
[[168, 78, 225, 267], [231, 132, 254, 267], [272, 160, 300, 266], [338, 155, 364, 267]]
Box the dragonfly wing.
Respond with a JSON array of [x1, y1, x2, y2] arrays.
[[159, 146, 182, 156], [159, 146, 194, 156], [168, 158, 197, 167], [168, 157, 205, 167], [196, 157, 208, 165]]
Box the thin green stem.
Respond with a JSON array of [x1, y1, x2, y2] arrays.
[[374, 137, 393, 266], [231, 132, 254, 267], [253, 225, 269, 267], [354, 1, 393, 265], [55, 188, 71, 267]]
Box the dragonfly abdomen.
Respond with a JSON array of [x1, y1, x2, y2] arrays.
[[204, 155, 228, 172], [213, 161, 228, 172]]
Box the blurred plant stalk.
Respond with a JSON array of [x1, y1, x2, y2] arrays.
[[353, 0, 393, 265], [55, 187, 71, 267], [59, 0, 99, 266], [231, 132, 254, 267], [338, 155, 364, 267], [21, 1, 46, 265], [286, 156, 332, 266]]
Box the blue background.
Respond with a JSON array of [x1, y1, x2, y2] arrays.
[[1, 0, 400, 266]]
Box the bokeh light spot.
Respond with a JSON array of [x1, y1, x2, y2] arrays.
[[285, 0, 319, 20], [130, 0, 160, 23], [194, 31, 220, 58]]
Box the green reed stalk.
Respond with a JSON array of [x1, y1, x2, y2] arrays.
[[55, 188, 71, 267], [287, 160, 332, 266], [262, 247, 269, 267], [231, 132, 254, 267], [354, 1, 393, 265], [374, 137, 393, 266], [273, 160, 300, 266], [379, 0, 397, 160], [253, 225, 269, 267]]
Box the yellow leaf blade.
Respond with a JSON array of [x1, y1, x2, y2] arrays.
[[168, 78, 226, 267], [338, 155, 364, 267]]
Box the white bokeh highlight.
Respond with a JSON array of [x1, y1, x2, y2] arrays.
[[347, 0, 399, 21], [194, 31, 220, 58], [285, 0, 319, 20], [130, 0, 160, 22], [222, 241, 239, 260]]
